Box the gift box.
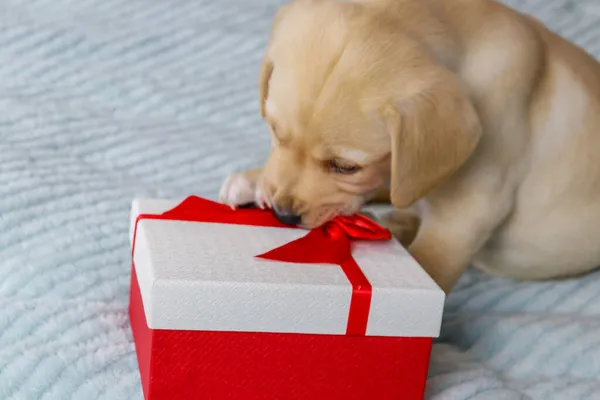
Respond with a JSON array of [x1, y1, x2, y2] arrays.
[[129, 196, 445, 400]]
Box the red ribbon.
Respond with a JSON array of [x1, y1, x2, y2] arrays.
[[132, 196, 391, 336]]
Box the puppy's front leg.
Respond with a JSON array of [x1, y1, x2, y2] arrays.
[[219, 167, 270, 209], [407, 193, 512, 293], [378, 209, 421, 248]]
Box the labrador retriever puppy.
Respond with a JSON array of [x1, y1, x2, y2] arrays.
[[219, 0, 600, 293]]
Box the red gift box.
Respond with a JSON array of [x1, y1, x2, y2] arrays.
[[129, 196, 444, 400]]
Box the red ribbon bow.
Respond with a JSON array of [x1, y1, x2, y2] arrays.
[[133, 196, 391, 336]]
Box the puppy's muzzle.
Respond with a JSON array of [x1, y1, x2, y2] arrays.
[[272, 206, 302, 226]]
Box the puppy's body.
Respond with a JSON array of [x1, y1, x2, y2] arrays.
[[220, 0, 600, 292], [436, 0, 600, 281]]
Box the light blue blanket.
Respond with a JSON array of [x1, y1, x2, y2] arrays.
[[0, 0, 599, 399]]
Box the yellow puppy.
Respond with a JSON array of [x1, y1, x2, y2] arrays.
[[219, 0, 600, 293]]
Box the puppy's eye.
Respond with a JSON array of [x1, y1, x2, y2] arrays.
[[328, 158, 361, 175]]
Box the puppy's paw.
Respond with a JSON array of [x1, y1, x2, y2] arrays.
[[219, 172, 270, 209], [378, 210, 421, 248]]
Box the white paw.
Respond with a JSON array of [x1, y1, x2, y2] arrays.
[[253, 185, 271, 209], [219, 173, 270, 209]]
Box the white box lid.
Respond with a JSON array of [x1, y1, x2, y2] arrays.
[[130, 198, 445, 338]]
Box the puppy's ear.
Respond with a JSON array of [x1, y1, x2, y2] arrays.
[[384, 73, 482, 208], [259, 55, 274, 118]]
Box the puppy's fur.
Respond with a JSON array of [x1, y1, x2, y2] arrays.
[[219, 0, 600, 293]]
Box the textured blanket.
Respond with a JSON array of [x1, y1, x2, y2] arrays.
[[1, 0, 599, 399]]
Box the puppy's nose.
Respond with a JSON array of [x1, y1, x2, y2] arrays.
[[272, 207, 302, 226]]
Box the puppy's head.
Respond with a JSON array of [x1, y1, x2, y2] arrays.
[[259, 0, 481, 227]]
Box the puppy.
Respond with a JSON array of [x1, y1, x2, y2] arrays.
[[219, 0, 600, 293]]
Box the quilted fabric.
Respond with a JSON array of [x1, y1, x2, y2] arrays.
[[0, 0, 599, 399]]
